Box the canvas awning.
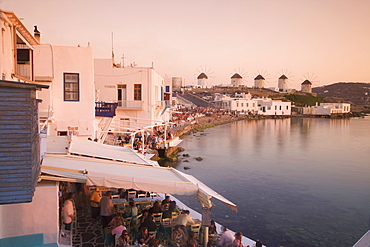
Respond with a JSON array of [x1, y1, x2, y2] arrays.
[[69, 137, 155, 166], [40, 154, 237, 211]]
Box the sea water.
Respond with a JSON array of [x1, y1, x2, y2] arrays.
[[172, 116, 370, 247]]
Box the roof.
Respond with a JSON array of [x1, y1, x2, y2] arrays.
[[0, 80, 49, 90], [2, 10, 39, 46], [254, 74, 265, 80], [41, 154, 237, 211], [279, 75, 288, 79], [197, 73, 208, 79], [302, 79, 312, 85], [231, 73, 242, 79]]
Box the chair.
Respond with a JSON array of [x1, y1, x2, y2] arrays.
[[149, 192, 158, 197], [112, 194, 120, 199], [114, 234, 120, 247], [171, 211, 180, 221], [125, 217, 132, 232], [190, 224, 201, 240], [152, 212, 163, 227], [127, 191, 137, 199], [161, 218, 172, 240], [137, 192, 147, 198]]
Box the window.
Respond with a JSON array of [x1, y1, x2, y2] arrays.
[[165, 86, 170, 92], [64, 73, 79, 101], [134, 84, 142, 100], [117, 84, 127, 106]]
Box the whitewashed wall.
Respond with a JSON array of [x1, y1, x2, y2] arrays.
[[35, 45, 95, 137], [94, 59, 167, 126], [0, 181, 59, 244]]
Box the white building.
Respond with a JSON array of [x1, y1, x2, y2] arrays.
[[0, 10, 40, 82], [255, 98, 292, 115], [35, 44, 95, 137], [214, 92, 258, 113], [311, 103, 351, 115], [94, 59, 169, 132], [214, 93, 291, 115]]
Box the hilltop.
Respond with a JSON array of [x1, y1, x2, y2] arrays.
[[184, 82, 370, 113], [312, 82, 370, 106]]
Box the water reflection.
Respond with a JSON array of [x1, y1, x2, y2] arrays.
[[174, 117, 370, 247]]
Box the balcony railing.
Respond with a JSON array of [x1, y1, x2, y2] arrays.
[[117, 100, 143, 110], [16, 64, 31, 80], [95, 102, 118, 117]]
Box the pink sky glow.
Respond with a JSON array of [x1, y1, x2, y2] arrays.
[[1, 0, 370, 89]]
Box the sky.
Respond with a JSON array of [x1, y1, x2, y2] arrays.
[[1, 0, 370, 89]]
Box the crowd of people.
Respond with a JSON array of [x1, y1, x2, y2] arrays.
[[62, 185, 263, 247]]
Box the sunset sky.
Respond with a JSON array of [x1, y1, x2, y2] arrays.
[[1, 0, 370, 89]]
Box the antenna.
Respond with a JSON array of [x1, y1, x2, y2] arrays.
[[111, 32, 115, 65]]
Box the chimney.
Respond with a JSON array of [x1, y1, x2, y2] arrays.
[[34, 26, 40, 43]]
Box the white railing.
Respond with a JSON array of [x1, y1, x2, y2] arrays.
[[117, 100, 143, 110]]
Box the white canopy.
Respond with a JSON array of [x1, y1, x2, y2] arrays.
[[69, 136, 156, 166], [41, 154, 237, 211]]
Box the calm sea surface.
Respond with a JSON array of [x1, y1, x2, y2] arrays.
[[172, 116, 370, 247]]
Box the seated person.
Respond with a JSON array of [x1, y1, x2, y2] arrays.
[[172, 226, 187, 247], [209, 220, 217, 235], [118, 230, 131, 247], [138, 227, 155, 245], [187, 231, 199, 247], [139, 215, 158, 232], [112, 224, 127, 237], [149, 239, 164, 247], [149, 201, 163, 215], [162, 200, 181, 219], [176, 210, 194, 236], [232, 232, 243, 247], [109, 213, 126, 228]]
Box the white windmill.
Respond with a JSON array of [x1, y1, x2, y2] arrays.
[[195, 66, 214, 88], [300, 73, 319, 93], [253, 70, 270, 89], [231, 68, 247, 87], [277, 70, 293, 92]]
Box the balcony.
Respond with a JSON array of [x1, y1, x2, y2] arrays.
[[95, 102, 118, 117], [117, 100, 143, 110]]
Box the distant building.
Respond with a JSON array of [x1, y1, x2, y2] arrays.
[[311, 103, 351, 115], [255, 98, 291, 115], [213, 93, 291, 115], [172, 77, 183, 92], [197, 72, 208, 88], [231, 73, 243, 87], [278, 74, 288, 92], [254, 74, 265, 88], [301, 80, 312, 93]]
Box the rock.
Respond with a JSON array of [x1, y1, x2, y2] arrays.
[[184, 166, 190, 170], [195, 157, 203, 161], [183, 154, 190, 157], [183, 160, 189, 162], [178, 147, 185, 152]]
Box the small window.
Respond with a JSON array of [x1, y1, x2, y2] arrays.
[[64, 73, 79, 101], [134, 84, 142, 101], [165, 86, 170, 92]]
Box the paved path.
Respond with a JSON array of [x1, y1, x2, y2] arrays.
[[73, 207, 105, 247]]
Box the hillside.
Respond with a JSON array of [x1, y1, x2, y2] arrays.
[[312, 82, 370, 106]]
